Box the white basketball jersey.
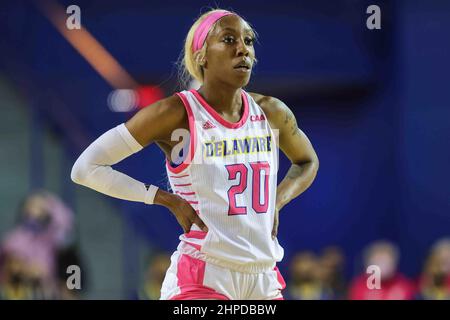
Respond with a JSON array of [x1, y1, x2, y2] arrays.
[[165, 89, 284, 273]]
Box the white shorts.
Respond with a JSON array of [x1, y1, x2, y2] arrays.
[[160, 247, 286, 300]]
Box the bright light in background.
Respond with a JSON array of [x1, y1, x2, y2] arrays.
[[107, 85, 165, 112], [107, 89, 137, 112], [136, 85, 164, 109], [38, 0, 169, 113]]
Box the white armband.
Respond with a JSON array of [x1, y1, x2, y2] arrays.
[[70, 123, 159, 205]]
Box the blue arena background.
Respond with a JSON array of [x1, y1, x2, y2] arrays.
[[0, 0, 448, 298]]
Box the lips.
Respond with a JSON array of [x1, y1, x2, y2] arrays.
[[234, 60, 251, 70]]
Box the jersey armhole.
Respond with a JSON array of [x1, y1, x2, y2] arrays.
[[165, 92, 197, 174]]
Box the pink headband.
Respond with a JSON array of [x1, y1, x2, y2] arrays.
[[192, 10, 234, 53]]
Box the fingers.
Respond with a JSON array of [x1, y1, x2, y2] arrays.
[[272, 212, 279, 240], [271, 223, 278, 240], [173, 199, 208, 234], [193, 215, 208, 232], [180, 214, 192, 234], [179, 212, 208, 234], [182, 220, 190, 234]]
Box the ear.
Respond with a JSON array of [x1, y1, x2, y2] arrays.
[[195, 52, 206, 67], [199, 56, 206, 67]]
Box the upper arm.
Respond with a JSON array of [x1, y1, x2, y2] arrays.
[[257, 95, 318, 166], [124, 95, 187, 148]]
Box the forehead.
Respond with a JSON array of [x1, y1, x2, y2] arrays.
[[211, 14, 254, 35]]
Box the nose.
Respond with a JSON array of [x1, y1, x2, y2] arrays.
[[236, 38, 250, 57]]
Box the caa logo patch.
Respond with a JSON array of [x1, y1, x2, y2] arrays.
[[250, 114, 266, 122]]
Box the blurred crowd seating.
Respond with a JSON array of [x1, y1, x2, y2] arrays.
[[284, 240, 450, 300], [135, 239, 450, 300], [1, 191, 449, 300], [0, 190, 85, 300]]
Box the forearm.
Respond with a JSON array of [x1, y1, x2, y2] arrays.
[[71, 123, 158, 204], [153, 188, 176, 208], [73, 163, 154, 203], [276, 160, 319, 211]]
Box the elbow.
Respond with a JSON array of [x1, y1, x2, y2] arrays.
[[313, 155, 319, 174], [70, 158, 88, 185], [302, 154, 319, 178], [293, 153, 319, 171], [311, 153, 319, 178]]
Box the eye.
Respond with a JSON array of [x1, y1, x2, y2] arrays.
[[223, 35, 235, 43], [245, 37, 255, 45]]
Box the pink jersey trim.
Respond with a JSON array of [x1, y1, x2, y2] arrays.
[[174, 183, 192, 187], [184, 230, 207, 239], [190, 89, 249, 129], [175, 191, 196, 196], [184, 242, 201, 251], [170, 174, 190, 179], [182, 230, 207, 251], [170, 254, 229, 300], [170, 291, 229, 300], [274, 266, 287, 290], [166, 92, 197, 174]]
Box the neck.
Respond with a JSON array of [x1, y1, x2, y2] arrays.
[[197, 81, 243, 115]]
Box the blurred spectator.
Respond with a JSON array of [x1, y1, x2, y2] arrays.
[[136, 252, 171, 300], [287, 251, 334, 300], [416, 238, 450, 300], [0, 190, 83, 299], [348, 240, 416, 300], [0, 253, 34, 299], [317, 246, 347, 299]]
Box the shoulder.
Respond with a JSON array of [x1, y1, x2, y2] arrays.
[[146, 93, 187, 121], [135, 93, 189, 126], [247, 92, 294, 128], [125, 93, 189, 146]]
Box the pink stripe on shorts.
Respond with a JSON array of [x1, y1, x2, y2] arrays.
[[170, 254, 229, 300]]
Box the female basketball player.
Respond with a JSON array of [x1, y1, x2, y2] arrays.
[[71, 9, 319, 300]]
